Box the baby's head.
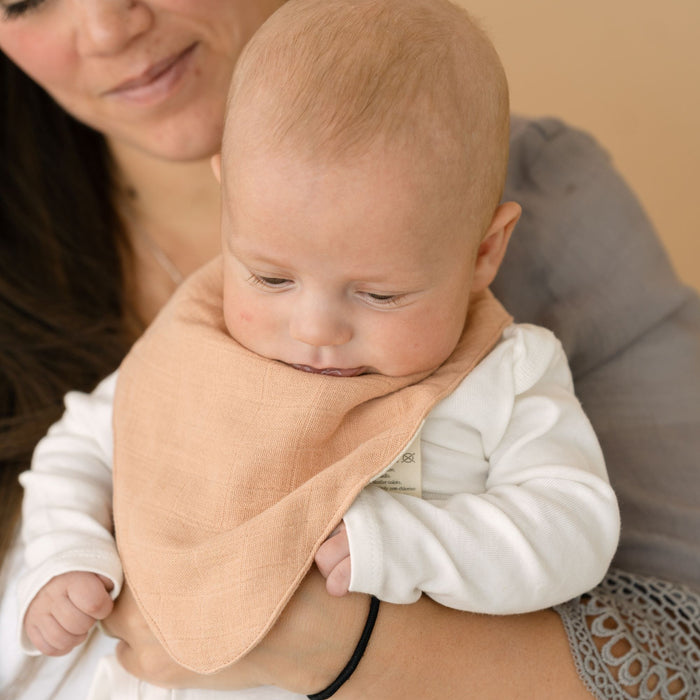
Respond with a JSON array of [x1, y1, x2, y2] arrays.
[[216, 0, 520, 377]]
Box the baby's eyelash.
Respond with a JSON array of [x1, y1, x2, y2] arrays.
[[247, 274, 291, 289], [363, 292, 403, 306], [2, 0, 45, 20]]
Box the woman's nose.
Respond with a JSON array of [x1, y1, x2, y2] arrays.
[[289, 302, 353, 348], [75, 0, 152, 56]]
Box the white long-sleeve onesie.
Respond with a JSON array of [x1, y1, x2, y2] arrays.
[[18, 323, 619, 660]]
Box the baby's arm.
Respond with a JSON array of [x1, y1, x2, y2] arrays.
[[18, 372, 123, 654], [319, 325, 620, 613]]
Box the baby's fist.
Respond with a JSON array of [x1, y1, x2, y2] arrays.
[[314, 523, 352, 597], [24, 571, 114, 656]]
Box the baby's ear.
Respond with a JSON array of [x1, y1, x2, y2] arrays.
[[471, 201, 521, 293], [210, 154, 222, 183]]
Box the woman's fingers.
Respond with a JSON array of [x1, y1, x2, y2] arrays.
[[101, 580, 145, 640], [103, 583, 229, 689], [115, 638, 188, 689], [103, 585, 183, 688]]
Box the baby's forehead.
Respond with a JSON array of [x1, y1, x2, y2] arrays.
[[224, 122, 466, 207], [222, 135, 484, 263], [235, 137, 487, 248]]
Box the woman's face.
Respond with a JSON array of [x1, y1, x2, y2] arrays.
[[0, 0, 285, 160]]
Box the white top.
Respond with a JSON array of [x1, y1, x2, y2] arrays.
[[15, 323, 619, 699]]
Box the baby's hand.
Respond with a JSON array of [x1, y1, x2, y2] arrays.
[[24, 571, 114, 656], [314, 522, 351, 597]]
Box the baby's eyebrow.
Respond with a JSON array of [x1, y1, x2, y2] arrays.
[[224, 238, 280, 266]]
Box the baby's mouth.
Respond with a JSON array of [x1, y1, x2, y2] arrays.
[[289, 364, 366, 377]]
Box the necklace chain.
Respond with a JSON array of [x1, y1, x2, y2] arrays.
[[133, 224, 185, 287], [121, 188, 185, 287]]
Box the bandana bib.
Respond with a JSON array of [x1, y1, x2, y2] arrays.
[[113, 257, 512, 673]]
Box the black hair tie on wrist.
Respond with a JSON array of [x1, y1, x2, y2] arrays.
[[307, 595, 380, 700]]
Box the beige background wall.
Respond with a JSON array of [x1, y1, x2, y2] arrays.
[[457, 0, 700, 291]]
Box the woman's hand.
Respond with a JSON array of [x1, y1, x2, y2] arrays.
[[101, 583, 197, 690], [102, 565, 370, 694]]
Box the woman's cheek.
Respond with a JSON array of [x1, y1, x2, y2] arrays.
[[0, 28, 73, 93]]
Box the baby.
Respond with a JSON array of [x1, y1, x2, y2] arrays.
[[19, 0, 620, 695]]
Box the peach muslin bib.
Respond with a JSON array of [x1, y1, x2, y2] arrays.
[[112, 257, 512, 673]]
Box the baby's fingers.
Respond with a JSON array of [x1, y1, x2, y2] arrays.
[[66, 572, 114, 620], [325, 557, 352, 597], [51, 593, 101, 636], [314, 525, 350, 579], [26, 614, 87, 656]]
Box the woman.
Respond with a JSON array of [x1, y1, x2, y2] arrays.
[[1, 2, 698, 698]]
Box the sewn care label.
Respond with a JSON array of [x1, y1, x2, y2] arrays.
[[371, 427, 422, 498]]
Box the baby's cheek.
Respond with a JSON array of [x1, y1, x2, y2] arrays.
[[392, 326, 456, 375]]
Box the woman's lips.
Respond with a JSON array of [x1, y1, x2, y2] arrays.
[[290, 364, 366, 377], [102, 43, 197, 103]]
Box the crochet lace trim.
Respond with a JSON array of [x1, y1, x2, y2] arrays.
[[556, 569, 700, 699]]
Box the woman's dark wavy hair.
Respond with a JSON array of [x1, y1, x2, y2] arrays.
[[0, 52, 132, 563]]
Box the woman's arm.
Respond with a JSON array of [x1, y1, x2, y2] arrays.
[[105, 563, 700, 698], [106, 567, 593, 699], [336, 590, 590, 700]]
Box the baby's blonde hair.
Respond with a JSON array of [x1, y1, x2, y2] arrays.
[[225, 0, 510, 232]]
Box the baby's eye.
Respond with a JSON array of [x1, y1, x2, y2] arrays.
[[248, 274, 292, 290], [2, 0, 46, 20], [361, 292, 403, 306]]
